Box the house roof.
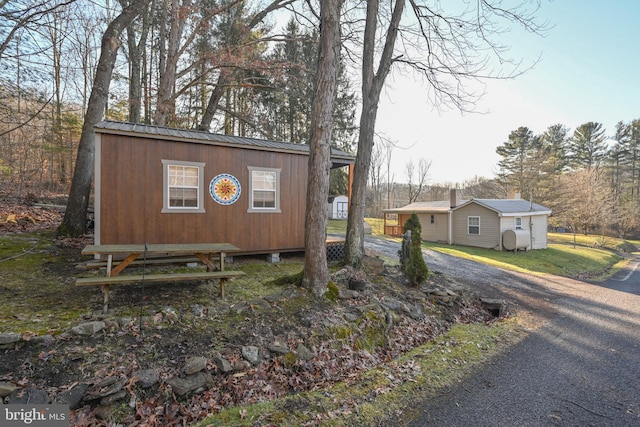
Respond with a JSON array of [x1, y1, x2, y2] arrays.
[[384, 198, 551, 216], [455, 199, 552, 216], [383, 200, 462, 213], [94, 120, 355, 168]]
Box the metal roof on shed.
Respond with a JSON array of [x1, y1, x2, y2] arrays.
[[94, 120, 355, 166]]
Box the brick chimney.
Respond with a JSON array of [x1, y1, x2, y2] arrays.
[[507, 189, 521, 199], [450, 189, 461, 208]]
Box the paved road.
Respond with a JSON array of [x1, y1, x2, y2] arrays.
[[394, 244, 640, 427]]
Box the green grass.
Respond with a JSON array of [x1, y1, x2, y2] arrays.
[[424, 233, 629, 281], [0, 230, 305, 334], [327, 218, 386, 237], [548, 232, 638, 253]]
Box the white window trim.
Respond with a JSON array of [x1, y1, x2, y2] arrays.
[[515, 217, 523, 230], [247, 166, 281, 213], [161, 159, 206, 213], [468, 216, 480, 235]]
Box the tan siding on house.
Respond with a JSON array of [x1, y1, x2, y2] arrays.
[[97, 133, 307, 252], [451, 204, 501, 249], [417, 213, 448, 242]]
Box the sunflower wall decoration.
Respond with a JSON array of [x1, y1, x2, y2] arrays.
[[209, 173, 241, 205]]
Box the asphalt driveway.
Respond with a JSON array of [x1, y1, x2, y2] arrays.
[[379, 241, 640, 427]]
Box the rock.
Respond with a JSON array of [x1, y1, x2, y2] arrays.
[[338, 289, 359, 299], [184, 356, 207, 375], [233, 302, 251, 314], [280, 287, 299, 299], [0, 332, 21, 345], [233, 360, 251, 372], [348, 278, 368, 291], [362, 255, 385, 275], [296, 344, 314, 361], [191, 304, 206, 317], [167, 372, 211, 396], [84, 378, 126, 401], [263, 292, 283, 303], [213, 355, 233, 373], [382, 298, 403, 311], [0, 381, 18, 397], [7, 387, 51, 404], [100, 390, 128, 406], [134, 369, 159, 388], [56, 383, 89, 410], [71, 321, 106, 336], [406, 303, 425, 320], [242, 346, 260, 365], [30, 334, 55, 346], [268, 341, 289, 355], [117, 317, 133, 327]]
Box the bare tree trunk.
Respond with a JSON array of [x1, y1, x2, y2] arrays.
[[58, 0, 145, 237], [154, 0, 184, 126], [197, 69, 231, 131], [344, 0, 404, 266], [122, 0, 151, 123], [303, 0, 343, 297]]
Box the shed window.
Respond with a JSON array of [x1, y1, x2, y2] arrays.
[[468, 216, 480, 235], [162, 160, 205, 213], [248, 167, 281, 212], [515, 217, 523, 229], [430, 215, 435, 224]]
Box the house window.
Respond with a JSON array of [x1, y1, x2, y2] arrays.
[[162, 160, 205, 213], [248, 167, 281, 212], [468, 216, 480, 235], [515, 217, 523, 229], [430, 215, 435, 224]]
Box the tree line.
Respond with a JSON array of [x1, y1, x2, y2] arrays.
[[1, 0, 546, 295], [0, 1, 356, 198], [495, 120, 640, 238]]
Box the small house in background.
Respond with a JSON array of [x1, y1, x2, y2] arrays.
[[328, 195, 349, 219], [383, 189, 552, 251], [92, 121, 355, 259]]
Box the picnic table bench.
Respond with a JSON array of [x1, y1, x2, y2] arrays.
[[76, 243, 245, 313]]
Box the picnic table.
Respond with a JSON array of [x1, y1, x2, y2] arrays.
[[76, 243, 245, 312]]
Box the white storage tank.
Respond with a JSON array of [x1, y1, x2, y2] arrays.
[[503, 229, 530, 251]]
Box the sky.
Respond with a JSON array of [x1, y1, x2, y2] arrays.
[[373, 0, 640, 185]]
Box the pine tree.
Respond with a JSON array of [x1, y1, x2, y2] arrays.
[[402, 213, 429, 286]]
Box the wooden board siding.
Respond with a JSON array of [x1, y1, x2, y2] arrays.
[[97, 133, 307, 253], [451, 204, 501, 249]]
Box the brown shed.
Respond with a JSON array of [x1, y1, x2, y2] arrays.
[[93, 121, 354, 256]]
